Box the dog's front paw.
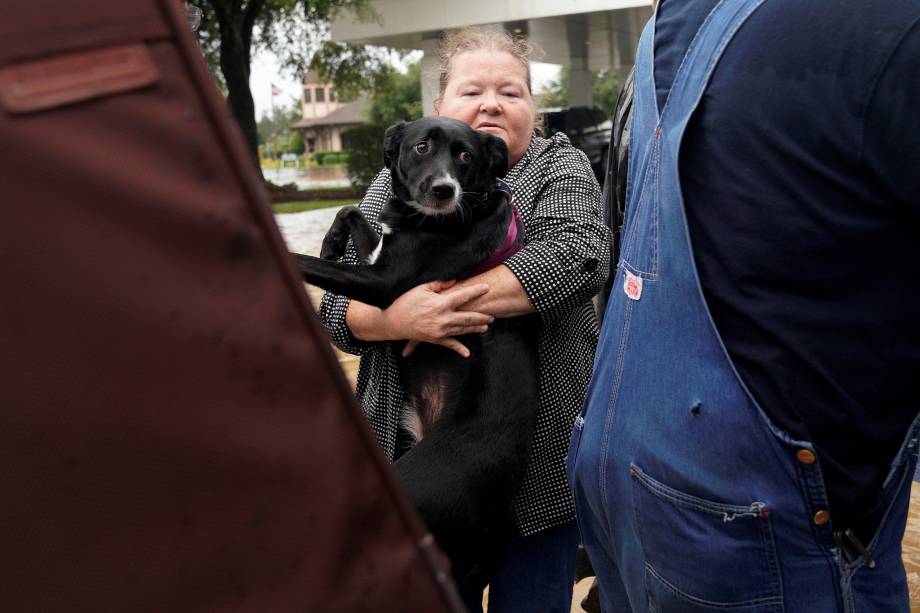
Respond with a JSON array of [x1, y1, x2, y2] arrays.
[[320, 229, 348, 260], [320, 206, 359, 260]]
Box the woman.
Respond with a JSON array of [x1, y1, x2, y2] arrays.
[[319, 27, 609, 612]]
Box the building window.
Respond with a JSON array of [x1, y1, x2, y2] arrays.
[[304, 88, 312, 103], [315, 88, 325, 103], [329, 87, 336, 102]]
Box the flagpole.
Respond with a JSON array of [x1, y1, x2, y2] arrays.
[[271, 84, 278, 178]]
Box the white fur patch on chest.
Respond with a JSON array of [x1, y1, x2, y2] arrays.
[[366, 223, 391, 265], [367, 237, 384, 264]]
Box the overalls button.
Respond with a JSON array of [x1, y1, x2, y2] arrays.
[[796, 449, 817, 464], [813, 510, 831, 525]]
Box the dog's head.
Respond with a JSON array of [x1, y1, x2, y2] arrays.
[[383, 117, 509, 216]]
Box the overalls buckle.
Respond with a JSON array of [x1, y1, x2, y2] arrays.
[[833, 528, 876, 568]]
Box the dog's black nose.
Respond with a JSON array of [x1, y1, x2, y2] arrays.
[[432, 182, 455, 200]]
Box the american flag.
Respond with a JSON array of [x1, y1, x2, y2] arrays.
[[271, 83, 282, 96]]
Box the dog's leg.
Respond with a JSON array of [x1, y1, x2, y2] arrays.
[[319, 206, 381, 262], [293, 254, 397, 308]]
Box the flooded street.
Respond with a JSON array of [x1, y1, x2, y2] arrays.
[[274, 206, 920, 611], [266, 165, 350, 190]]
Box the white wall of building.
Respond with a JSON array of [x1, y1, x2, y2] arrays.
[[331, 0, 653, 114], [332, 0, 650, 45]]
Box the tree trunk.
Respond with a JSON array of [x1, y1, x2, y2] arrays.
[[216, 2, 264, 179]]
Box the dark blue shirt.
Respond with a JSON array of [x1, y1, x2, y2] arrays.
[[653, 0, 920, 540]]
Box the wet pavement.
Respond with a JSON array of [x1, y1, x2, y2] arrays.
[[906, 487, 920, 608], [274, 206, 920, 611], [275, 206, 360, 387]]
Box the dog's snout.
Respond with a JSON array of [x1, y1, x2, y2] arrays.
[[432, 182, 455, 201]]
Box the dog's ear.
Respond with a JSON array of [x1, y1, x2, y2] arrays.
[[478, 131, 509, 179], [384, 121, 413, 201], [383, 121, 408, 169]]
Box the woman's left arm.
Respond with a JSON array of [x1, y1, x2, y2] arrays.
[[454, 144, 610, 319]]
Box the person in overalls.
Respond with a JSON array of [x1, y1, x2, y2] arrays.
[[569, 0, 920, 610]]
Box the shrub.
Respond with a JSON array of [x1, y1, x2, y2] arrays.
[[287, 130, 305, 156], [343, 124, 387, 190]]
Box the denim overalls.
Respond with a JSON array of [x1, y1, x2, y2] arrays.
[[567, 1, 920, 610]]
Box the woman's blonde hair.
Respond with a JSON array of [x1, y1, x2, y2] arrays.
[[435, 27, 538, 100]]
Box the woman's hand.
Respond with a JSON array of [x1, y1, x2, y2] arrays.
[[346, 280, 494, 358]]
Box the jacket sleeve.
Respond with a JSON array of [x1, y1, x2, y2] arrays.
[[317, 169, 391, 356], [503, 141, 611, 323]]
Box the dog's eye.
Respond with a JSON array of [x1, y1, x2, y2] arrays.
[[414, 142, 430, 155], [458, 151, 472, 163]]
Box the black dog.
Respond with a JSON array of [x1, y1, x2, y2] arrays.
[[292, 116, 540, 605]]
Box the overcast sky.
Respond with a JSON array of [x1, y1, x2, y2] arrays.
[[249, 47, 561, 119]]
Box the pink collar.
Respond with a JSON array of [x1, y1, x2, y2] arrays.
[[467, 206, 524, 277]]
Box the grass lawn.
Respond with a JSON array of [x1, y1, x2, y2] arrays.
[[271, 199, 356, 214]]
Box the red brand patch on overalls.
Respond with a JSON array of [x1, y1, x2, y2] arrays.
[[623, 271, 643, 300]]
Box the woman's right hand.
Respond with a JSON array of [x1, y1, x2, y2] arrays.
[[382, 280, 494, 358], [346, 280, 494, 357]]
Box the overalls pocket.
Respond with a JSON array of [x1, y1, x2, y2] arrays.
[[631, 464, 784, 612], [618, 138, 660, 281]]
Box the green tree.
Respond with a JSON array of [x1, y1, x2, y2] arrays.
[[263, 131, 284, 158], [538, 70, 569, 109], [366, 61, 423, 125], [187, 0, 381, 177], [591, 69, 621, 115], [257, 100, 301, 145], [344, 61, 422, 189], [537, 67, 621, 114]]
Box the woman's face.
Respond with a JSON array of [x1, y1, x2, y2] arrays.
[[435, 49, 535, 168]]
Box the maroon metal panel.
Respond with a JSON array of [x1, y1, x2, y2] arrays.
[[0, 1, 460, 611]]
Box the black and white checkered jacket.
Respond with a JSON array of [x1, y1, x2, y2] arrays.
[[319, 132, 610, 536]]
